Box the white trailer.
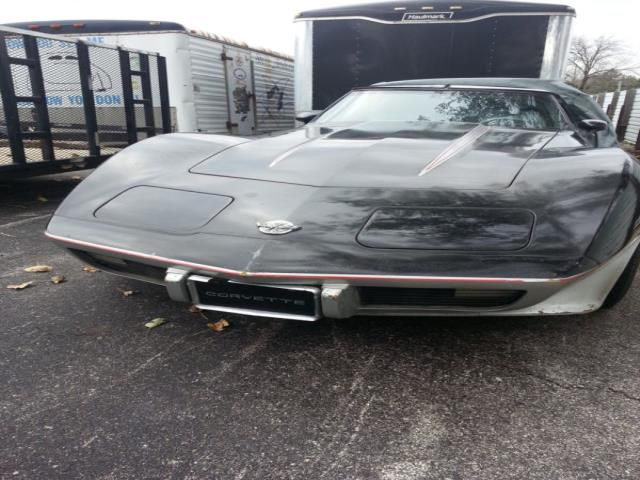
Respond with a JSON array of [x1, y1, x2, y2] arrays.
[[10, 20, 295, 135]]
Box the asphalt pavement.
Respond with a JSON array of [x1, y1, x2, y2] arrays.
[[1, 173, 640, 480]]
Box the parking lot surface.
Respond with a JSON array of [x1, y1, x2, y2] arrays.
[[2, 173, 640, 480]]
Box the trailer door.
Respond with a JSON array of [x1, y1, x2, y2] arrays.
[[223, 47, 256, 135]]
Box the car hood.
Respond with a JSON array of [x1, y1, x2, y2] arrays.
[[190, 122, 558, 190], [47, 131, 629, 278]]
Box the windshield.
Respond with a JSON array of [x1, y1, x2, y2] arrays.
[[315, 89, 564, 130]]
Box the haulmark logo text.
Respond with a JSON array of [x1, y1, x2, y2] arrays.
[[401, 12, 455, 22]]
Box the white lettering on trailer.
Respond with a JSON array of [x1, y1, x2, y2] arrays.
[[401, 12, 455, 22]]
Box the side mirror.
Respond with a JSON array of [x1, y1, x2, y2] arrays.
[[578, 119, 608, 132], [296, 112, 318, 124]]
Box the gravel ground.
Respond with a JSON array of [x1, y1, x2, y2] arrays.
[[1, 173, 640, 480]]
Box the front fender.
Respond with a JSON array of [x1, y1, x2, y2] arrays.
[[586, 154, 640, 263], [53, 133, 249, 220]]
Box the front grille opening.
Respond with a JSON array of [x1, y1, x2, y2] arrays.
[[70, 249, 166, 282], [358, 287, 525, 308]]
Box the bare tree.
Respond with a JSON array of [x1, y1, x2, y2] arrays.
[[566, 36, 637, 91]]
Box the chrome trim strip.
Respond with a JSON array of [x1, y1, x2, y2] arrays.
[[540, 15, 574, 80], [294, 20, 314, 115], [419, 124, 491, 176], [187, 275, 321, 321], [293, 12, 575, 25], [194, 304, 320, 321], [46, 231, 584, 285]]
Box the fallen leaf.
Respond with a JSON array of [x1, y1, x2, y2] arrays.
[[207, 322, 224, 332], [207, 318, 230, 332], [36, 195, 48, 203], [71, 176, 82, 181], [82, 265, 99, 273], [117, 288, 138, 297], [51, 275, 66, 284], [24, 265, 52, 273], [7, 281, 34, 290], [145, 318, 167, 329]]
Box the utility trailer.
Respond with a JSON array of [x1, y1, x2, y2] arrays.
[[9, 20, 295, 136], [294, 0, 575, 116], [0, 25, 170, 177]]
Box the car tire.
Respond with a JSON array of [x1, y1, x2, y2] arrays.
[[602, 245, 640, 309]]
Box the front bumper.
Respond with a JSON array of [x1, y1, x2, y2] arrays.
[[46, 232, 639, 320]]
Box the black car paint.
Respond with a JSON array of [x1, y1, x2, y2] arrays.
[[47, 80, 640, 283], [94, 186, 233, 233], [189, 123, 557, 190], [357, 207, 535, 251]]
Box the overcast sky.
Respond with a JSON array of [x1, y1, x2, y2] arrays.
[[3, 0, 639, 59]]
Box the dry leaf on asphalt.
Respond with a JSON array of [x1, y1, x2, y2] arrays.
[[145, 318, 167, 329], [51, 275, 66, 284], [82, 265, 99, 273], [117, 288, 138, 297], [36, 195, 48, 203], [24, 265, 52, 273], [207, 319, 230, 332], [7, 281, 34, 290]]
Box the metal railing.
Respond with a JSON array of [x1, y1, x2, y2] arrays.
[[0, 25, 171, 177]]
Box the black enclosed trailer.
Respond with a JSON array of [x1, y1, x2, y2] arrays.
[[294, 0, 575, 115]]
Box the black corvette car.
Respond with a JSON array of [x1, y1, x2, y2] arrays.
[[47, 78, 640, 321]]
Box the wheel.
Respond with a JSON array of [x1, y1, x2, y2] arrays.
[[602, 245, 640, 309]]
